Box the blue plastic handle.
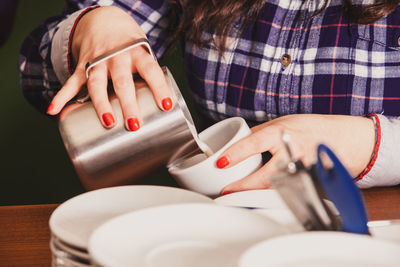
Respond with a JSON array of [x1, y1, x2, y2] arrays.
[[316, 144, 369, 234]]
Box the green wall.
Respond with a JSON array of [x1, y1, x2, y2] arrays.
[[0, 1, 194, 205]]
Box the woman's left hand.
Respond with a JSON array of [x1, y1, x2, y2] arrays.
[[218, 114, 376, 194]]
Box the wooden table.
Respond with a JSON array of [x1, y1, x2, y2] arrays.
[[0, 186, 399, 266]]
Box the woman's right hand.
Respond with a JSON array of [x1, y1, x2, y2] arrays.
[[47, 6, 173, 131]]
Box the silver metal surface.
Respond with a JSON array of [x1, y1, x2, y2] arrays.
[[270, 132, 340, 231], [270, 169, 325, 231], [85, 38, 155, 79], [58, 67, 198, 190]]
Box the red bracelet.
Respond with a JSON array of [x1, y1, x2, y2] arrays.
[[67, 5, 101, 74], [355, 113, 381, 181]]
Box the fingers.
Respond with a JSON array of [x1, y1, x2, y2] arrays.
[[109, 55, 141, 131], [49, 45, 172, 132], [221, 151, 286, 194], [216, 128, 279, 169], [134, 49, 173, 111], [86, 62, 115, 128], [46, 71, 86, 115], [250, 121, 270, 133]]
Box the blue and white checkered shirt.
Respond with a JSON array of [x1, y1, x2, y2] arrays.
[[19, 0, 400, 187]]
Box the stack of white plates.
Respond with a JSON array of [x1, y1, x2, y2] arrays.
[[50, 186, 400, 267], [49, 185, 213, 267]]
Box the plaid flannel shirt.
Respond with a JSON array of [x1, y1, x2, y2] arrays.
[[19, 0, 400, 187]]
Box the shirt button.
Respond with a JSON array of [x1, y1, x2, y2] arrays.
[[281, 54, 291, 67]]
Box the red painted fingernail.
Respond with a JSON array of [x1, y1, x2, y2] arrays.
[[127, 117, 140, 131], [47, 103, 54, 114], [216, 156, 230, 169], [161, 97, 172, 111], [102, 113, 115, 127], [221, 190, 233, 196]]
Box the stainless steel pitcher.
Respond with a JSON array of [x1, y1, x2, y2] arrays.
[[58, 67, 198, 190]]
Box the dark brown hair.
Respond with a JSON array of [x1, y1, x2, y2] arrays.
[[168, 0, 400, 52], [167, 0, 264, 53], [342, 0, 400, 24]]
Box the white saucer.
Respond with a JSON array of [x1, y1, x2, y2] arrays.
[[368, 220, 400, 244], [88, 203, 288, 267], [49, 185, 213, 249], [214, 189, 288, 209], [214, 189, 339, 231], [238, 231, 400, 267], [214, 189, 302, 229]]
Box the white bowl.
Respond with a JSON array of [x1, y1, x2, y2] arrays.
[[168, 117, 262, 197], [88, 203, 288, 267]]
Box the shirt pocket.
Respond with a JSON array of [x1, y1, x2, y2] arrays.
[[355, 22, 400, 52], [351, 23, 400, 83], [350, 21, 400, 115]]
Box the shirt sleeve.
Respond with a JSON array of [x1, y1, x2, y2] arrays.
[[356, 114, 400, 188], [19, 0, 171, 114]]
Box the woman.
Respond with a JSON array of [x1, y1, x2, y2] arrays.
[[19, 0, 400, 194]]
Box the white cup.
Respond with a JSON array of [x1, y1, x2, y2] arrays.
[[168, 117, 263, 197]]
